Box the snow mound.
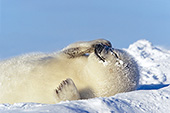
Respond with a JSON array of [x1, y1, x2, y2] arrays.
[[126, 39, 170, 85], [0, 39, 170, 113]]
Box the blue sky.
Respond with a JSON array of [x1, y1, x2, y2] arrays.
[[1, 0, 170, 59]]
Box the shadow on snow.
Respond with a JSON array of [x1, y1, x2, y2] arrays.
[[137, 84, 169, 90]]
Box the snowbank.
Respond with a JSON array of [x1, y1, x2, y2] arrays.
[[0, 40, 170, 113]]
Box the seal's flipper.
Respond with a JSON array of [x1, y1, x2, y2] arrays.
[[54, 78, 80, 103], [61, 39, 112, 58]]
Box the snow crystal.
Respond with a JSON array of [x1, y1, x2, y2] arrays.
[[99, 60, 110, 66], [115, 59, 124, 67]]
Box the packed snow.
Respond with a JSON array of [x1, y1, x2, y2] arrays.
[[0, 40, 170, 113]]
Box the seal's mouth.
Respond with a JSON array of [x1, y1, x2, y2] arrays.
[[94, 44, 119, 62]]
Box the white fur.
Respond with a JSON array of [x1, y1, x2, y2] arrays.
[[0, 39, 139, 104]]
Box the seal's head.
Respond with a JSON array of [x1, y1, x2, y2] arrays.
[[86, 43, 139, 94]]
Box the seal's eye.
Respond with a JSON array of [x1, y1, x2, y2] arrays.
[[94, 44, 106, 62]]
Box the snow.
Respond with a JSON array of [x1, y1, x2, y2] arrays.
[[126, 39, 170, 85], [0, 39, 170, 113]]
